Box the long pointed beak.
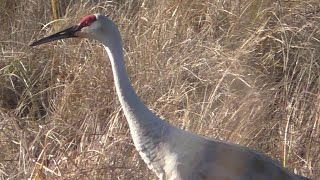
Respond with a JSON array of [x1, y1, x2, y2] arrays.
[[30, 25, 80, 47]]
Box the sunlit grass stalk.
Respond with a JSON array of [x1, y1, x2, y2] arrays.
[[51, 0, 58, 30]]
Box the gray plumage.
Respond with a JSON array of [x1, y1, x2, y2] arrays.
[[30, 14, 311, 180]]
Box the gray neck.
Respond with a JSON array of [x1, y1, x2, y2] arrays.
[[101, 26, 175, 176], [102, 33, 166, 141]]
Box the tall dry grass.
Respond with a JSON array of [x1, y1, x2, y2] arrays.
[[0, 0, 319, 179]]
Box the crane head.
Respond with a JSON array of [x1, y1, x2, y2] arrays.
[[30, 14, 116, 46]]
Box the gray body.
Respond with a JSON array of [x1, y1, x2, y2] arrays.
[[30, 14, 311, 180], [128, 111, 309, 180], [97, 14, 310, 179], [135, 120, 310, 180]]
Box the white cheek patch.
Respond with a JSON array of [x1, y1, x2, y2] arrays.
[[77, 21, 102, 40]]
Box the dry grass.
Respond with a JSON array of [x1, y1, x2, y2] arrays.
[[0, 0, 319, 179]]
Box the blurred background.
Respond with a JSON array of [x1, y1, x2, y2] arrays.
[[0, 0, 319, 179]]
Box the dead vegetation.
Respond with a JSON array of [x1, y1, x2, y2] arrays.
[[0, 0, 319, 179]]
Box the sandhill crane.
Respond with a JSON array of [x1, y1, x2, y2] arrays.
[[30, 14, 311, 180]]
